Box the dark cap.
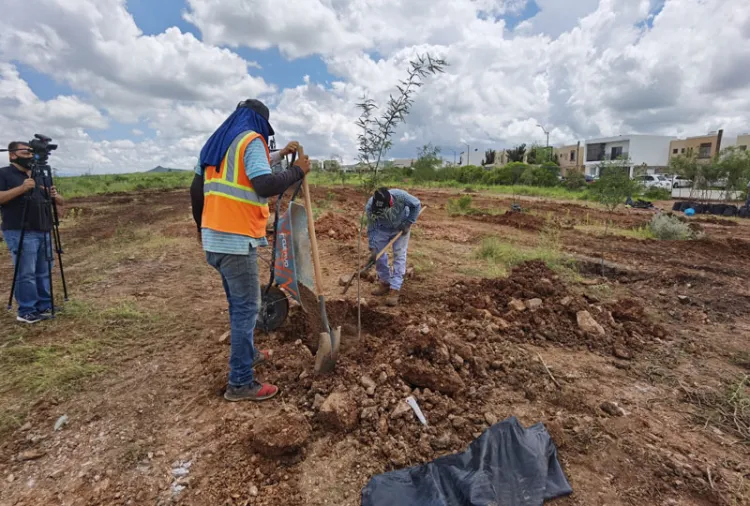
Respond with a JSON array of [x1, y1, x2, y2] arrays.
[[237, 98, 275, 136], [372, 187, 392, 214]]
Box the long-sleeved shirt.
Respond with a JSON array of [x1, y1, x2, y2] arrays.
[[191, 137, 302, 255], [365, 189, 421, 250]]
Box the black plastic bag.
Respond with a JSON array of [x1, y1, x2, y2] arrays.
[[361, 416, 573, 506]]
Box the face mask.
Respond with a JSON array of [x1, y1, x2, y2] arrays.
[[13, 157, 32, 169]]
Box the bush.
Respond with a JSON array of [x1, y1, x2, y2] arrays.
[[456, 165, 485, 184], [447, 195, 474, 216], [565, 171, 586, 190], [519, 165, 559, 187], [643, 187, 672, 200], [649, 214, 695, 240]]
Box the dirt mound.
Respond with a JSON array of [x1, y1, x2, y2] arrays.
[[470, 211, 546, 231], [250, 409, 311, 457], [315, 212, 361, 241], [440, 261, 665, 359]]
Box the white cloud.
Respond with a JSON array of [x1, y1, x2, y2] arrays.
[[0, 0, 747, 173]]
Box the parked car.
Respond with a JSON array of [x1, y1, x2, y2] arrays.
[[585, 174, 599, 184], [671, 175, 693, 189], [634, 174, 672, 190]]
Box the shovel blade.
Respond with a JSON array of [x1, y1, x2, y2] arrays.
[[314, 326, 342, 374]]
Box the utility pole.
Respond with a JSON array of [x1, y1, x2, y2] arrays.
[[537, 124, 551, 162]]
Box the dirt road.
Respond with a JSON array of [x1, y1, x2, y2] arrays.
[[1, 185, 748, 505]]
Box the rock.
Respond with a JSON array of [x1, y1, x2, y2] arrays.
[[219, 331, 231, 344], [451, 416, 469, 429], [437, 344, 451, 362], [361, 375, 377, 396], [577, 311, 605, 336], [508, 299, 526, 312], [377, 416, 389, 437], [338, 274, 353, 287], [54, 415, 68, 431], [360, 407, 378, 421], [490, 360, 504, 370], [312, 394, 326, 411], [7, 474, 15, 483], [319, 393, 359, 432], [18, 449, 46, 461], [677, 295, 690, 305], [400, 360, 466, 396], [419, 324, 431, 335], [496, 318, 510, 329], [451, 354, 465, 368], [299, 370, 309, 380], [390, 400, 412, 420], [20, 422, 32, 431], [378, 371, 388, 384], [484, 412, 498, 425], [600, 401, 626, 417], [525, 298, 543, 311], [612, 346, 632, 360], [249, 485, 259, 497], [250, 410, 311, 457], [560, 296, 573, 307], [431, 432, 452, 451]]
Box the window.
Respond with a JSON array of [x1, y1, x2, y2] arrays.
[[586, 143, 605, 162], [740, 145, 747, 151], [610, 146, 623, 160], [698, 142, 712, 159], [672, 148, 678, 154], [570, 150, 576, 161], [681, 148, 685, 153]]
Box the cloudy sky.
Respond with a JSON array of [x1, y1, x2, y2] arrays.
[[0, 0, 748, 174]]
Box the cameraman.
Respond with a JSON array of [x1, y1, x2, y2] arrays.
[[0, 141, 63, 323]]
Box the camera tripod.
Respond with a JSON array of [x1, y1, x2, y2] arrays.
[[2, 136, 68, 318]]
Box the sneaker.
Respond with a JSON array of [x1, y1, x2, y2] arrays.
[[371, 283, 390, 296], [385, 289, 400, 307], [224, 382, 279, 402], [252, 349, 273, 367], [17, 312, 42, 324], [38, 307, 63, 319]]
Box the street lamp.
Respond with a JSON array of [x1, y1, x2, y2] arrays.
[[537, 124, 553, 161]]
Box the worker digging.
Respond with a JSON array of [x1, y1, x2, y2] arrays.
[[364, 187, 422, 307]]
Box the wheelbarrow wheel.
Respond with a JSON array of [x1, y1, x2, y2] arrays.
[[257, 286, 289, 332]]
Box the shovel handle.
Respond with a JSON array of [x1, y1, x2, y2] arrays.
[[302, 175, 325, 295]]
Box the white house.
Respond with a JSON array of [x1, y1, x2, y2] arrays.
[[584, 135, 675, 178]]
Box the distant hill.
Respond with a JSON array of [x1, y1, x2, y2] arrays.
[[148, 165, 189, 173]]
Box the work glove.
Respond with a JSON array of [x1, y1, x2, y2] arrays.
[[399, 223, 412, 235], [368, 250, 378, 264]]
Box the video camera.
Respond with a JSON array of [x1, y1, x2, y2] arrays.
[[28, 133, 58, 165]]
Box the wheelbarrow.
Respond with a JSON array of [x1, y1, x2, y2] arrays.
[[256, 149, 341, 373]]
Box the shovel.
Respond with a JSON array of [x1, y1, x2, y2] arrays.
[[300, 168, 342, 374], [341, 206, 426, 295]]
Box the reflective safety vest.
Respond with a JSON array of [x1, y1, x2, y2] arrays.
[[201, 130, 270, 239]]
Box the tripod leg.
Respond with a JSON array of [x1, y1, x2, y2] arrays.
[[52, 225, 68, 301]]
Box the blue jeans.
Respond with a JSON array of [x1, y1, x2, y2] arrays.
[[370, 228, 410, 290], [206, 248, 261, 387], [3, 230, 53, 317]]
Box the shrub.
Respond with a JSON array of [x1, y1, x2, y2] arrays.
[[456, 165, 485, 184], [643, 187, 672, 201], [447, 195, 474, 216], [649, 213, 695, 240], [565, 171, 586, 190]]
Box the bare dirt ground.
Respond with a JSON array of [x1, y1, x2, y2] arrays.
[[1, 185, 749, 506]]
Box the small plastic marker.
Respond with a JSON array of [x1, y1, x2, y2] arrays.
[[406, 396, 428, 426]]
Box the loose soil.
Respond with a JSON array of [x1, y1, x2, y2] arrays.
[[1, 185, 748, 506]]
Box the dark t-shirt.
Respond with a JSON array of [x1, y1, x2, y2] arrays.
[[0, 165, 52, 231]]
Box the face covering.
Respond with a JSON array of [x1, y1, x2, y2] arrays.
[[13, 157, 32, 169]]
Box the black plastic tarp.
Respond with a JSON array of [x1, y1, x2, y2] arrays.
[[361, 416, 573, 506]]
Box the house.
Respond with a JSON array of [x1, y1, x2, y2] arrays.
[[391, 158, 415, 169], [736, 133, 750, 151], [584, 134, 675, 178], [668, 130, 723, 163], [553, 143, 584, 176]]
